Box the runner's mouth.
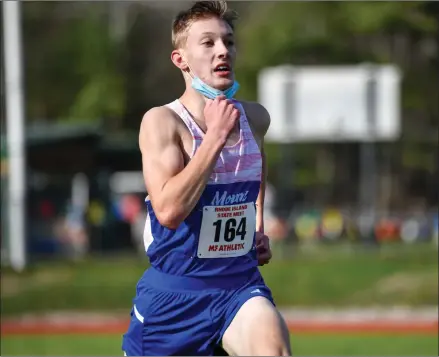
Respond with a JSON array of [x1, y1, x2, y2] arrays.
[[214, 64, 232, 76]]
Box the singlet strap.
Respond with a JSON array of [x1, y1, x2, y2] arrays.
[[165, 100, 202, 158]]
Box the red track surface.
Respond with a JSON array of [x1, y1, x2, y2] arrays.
[[2, 317, 437, 336]]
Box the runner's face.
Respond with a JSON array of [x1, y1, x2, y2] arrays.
[[183, 17, 236, 90]]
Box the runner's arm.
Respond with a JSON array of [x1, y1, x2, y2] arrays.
[[257, 143, 268, 233], [140, 107, 225, 229], [242, 103, 271, 233]]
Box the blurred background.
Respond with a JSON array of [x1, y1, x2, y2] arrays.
[[1, 1, 438, 356]]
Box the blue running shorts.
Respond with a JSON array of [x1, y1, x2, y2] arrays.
[[122, 267, 274, 356]]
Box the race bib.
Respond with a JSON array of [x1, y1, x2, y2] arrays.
[[197, 203, 256, 258]]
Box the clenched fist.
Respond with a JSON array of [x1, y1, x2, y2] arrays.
[[204, 95, 240, 144], [255, 232, 272, 266]]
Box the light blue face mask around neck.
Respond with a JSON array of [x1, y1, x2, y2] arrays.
[[191, 75, 240, 100], [184, 60, 240, 99]]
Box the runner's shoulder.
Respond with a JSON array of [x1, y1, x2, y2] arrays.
[[140, 105, 180, 134], [138, 105, 184, 152], [239, 101, 271, 137]]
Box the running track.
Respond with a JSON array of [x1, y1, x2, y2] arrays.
[[2, 308, 438, 336]]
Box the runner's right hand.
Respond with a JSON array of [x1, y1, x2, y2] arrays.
[[204, 95, 240, 143]]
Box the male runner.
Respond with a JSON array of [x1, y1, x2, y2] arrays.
[[122, 1, 292, 355]]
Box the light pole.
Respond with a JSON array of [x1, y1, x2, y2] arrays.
[[3, 0, 26, 271]]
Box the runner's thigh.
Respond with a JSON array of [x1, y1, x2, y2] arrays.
[[222, 296, 291, 356]]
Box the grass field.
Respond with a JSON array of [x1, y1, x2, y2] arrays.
[[2, 243, 438, 315], [1, 333, 438, 356]]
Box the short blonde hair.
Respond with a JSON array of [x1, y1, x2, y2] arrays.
[[172, 1, 239, 49]]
